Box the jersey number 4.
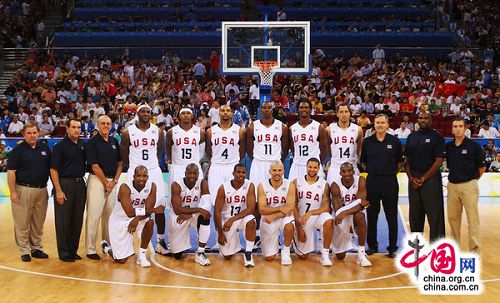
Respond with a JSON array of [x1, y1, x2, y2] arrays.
[[222, 148, 228, 159]]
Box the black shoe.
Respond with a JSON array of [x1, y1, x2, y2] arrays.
[[21, 254, 31, 262], [73, 254, 82, 260], [387, 251, 397, 258], [31, 250, 49, 259], [86, 253, 101, 260], [366, 247, 379, 255], [59, 256, 75, 262]]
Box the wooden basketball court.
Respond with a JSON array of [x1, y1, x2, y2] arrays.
[[1, 199, 499, 302]]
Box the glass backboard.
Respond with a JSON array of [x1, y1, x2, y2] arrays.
[[221, 21, 311, 75]]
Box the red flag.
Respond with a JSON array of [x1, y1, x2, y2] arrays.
[[433, 82, 466, 98]]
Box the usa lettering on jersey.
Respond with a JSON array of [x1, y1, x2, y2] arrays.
[[132, 137, 157, 147], [257, 133, 280, 143], [175, 137, 198, 146], [293, 133, 315, 143], [298, 190, 321, 202], [333, 135, 356, 145]]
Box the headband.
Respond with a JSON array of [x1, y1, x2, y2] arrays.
[[137, 104, 151, 112], [179, 108, 193, 114]]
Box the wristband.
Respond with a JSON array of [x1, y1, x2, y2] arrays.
[[135, 208, 146, 216]]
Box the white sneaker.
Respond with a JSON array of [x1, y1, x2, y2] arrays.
[[320, 252, 333, 267], [136, 253, 151, 268], [244, 253, 255, 267], [281, 249, 292, 266], [155, 241, 171, 255], [357, 252, 372, 267], [195, 252, 211, 266], [101, 240, 110, 256]]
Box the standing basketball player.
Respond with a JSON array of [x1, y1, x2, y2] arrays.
[[102, 166, 164, 267], [330, 162, 372, 267], [247, 101, 289, 244], [166, 107, 204, 205], [119, 104, 168, 255], [258, 161, 296, 265], [214, 164, 256, 267], [326, 105, 363, 184], [206, 104, 246, 204], [293, 157, 334, 266], [168, 164, 211, 266], [289, 99, 327, 181]]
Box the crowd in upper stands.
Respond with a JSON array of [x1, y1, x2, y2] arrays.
[[0, 0, 45, 48]]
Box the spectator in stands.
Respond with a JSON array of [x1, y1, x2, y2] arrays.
[[8, 115, 24, 136], [277, 7, 287, 21], [490, 153, 500, 172], [209, 51, 219, 80], [81, 116, 95, 138], [372, 44, 385, 69], [387, 96, 400, 115], [356, 111, 371, 129], [394, 121, 411, 139], [225, 80, 239, 98], [39, 114, 55, 136], [0, 141, 8, 172], [477, 121, 500, 138], [483, 140, 497, 171], [193, 57, 206, 86], [323, 97, 335, 114]]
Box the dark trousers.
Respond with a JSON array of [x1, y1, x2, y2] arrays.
[[408, 172, 445, 242], [366, 174, 399, 252], [54, 178, 87, 258]]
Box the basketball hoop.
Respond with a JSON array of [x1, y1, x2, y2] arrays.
[[254, 60, 278, 87]]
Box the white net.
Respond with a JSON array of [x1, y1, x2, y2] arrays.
[[255, 61, 278, 87]]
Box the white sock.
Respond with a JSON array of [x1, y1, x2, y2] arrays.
[[245, 240, 254, 252], [256, 229, 260, 238], [282, 245, 290, 253], [198, 224, 211, 244], [322, 248, 330, 255], [197, 246, 205, 253], [158, 234, 165, 241], [139, 248, 147, 255], [358, 245, 365, 253]]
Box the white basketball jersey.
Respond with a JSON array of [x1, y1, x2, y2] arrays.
[[261, 178, 290, 208], [171, 125, 201, 166], [177, 178, 202, 208], [211, 124, 240, 164], [330, 122, 359, 165], [337, 176, 359, 206], [253, 120, 283, 161], [291, 120, 321, 165], [113, 180, 152, 219], [221, 179, 251, 220], [296, 176, 326, 216], [128, 123, 159, 170]]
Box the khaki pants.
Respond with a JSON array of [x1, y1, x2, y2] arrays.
[[11, 185, 48, 255], [447, 179, 480, 253], [85, 174, 117, 255]]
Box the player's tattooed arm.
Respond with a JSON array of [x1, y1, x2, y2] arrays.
[[330, 181, 343, 212]]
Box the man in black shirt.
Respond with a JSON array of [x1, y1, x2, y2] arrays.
[[405, 112, 446, 242], [7, 124, 51, 262], [360, 114, 403, 258], [446, 118, 486, 253], [50, 119, 87, 262], [85, 115, 123, 260]]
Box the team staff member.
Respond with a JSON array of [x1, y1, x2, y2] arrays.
[[85, 115, 123, 260], [50, 119, 87, 262], [7, 124, 51, 262], [405, 112, 446, 242], [446, 118, 486, 253], [360, 114, 403, 258]]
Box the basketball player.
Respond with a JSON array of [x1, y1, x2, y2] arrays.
[[214, 164, 256, 267], [119, 104, 168, 255], [247, 101, 289, 244], [293, 157, 334, 266], [166, 107, 204, 204], [206, 104, 246, 205], [257, 161, 296, 265], [102, 166, 164, 267], [289, 99, 327, 180], [326, 105, 363, 184], [168, 164, 211, 266], [330, 162, 372, 267]]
